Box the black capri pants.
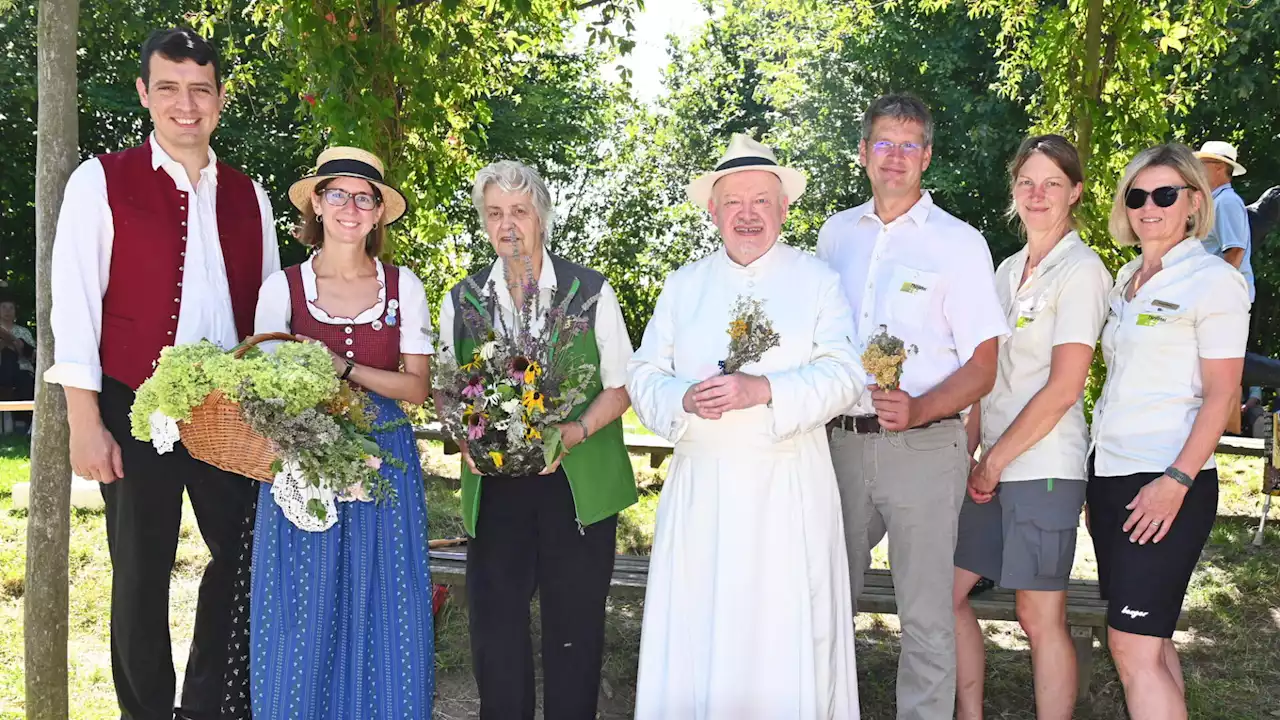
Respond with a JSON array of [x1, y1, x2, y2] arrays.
[[1087, 461, 1218, 638]]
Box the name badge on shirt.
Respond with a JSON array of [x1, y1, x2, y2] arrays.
[[1151, 299, 1180, 311]]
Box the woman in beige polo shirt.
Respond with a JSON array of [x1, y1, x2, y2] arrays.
[[952, 135, 1112, 719], [1089, 144, 1247, 720]]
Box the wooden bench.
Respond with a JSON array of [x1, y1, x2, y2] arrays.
[[427, 547, 1188, 699]]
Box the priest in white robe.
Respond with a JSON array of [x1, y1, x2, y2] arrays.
[[628, 134, 864, 719]]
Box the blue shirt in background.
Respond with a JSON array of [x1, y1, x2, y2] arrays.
[[1202, 183, 1255, 302]]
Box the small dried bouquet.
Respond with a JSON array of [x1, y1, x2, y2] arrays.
[[861, 325, 917, 390], [719, 295, 781, 374]]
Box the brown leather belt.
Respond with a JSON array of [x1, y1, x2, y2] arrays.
[[827, 414, 961, 435]]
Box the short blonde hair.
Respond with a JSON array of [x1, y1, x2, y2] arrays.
[[1109, 143, 1215, 247]]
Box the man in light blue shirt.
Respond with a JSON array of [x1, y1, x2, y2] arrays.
[[1196, 140, 1255, 302]]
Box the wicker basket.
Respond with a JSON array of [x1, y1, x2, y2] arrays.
[[177, 332, 298, 482]]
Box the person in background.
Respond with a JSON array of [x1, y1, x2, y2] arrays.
[[44, 27, 280, 720], [438, 160, 637, 720], [1090, 143, 1248, 720], [952, 135, 1112, 719], [1194, 141, 1254, 303], [0, 297, 36, 427], [818, 93, 1008, 720]]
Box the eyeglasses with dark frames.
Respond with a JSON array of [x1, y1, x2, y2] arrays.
[[1125, 185, 1190, 210], [319, 187, 380, 211]]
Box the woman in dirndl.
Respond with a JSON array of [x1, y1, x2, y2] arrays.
[[249, 146, 436, 718]]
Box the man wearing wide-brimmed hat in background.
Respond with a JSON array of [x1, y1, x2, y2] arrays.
[[1196, 140, 1255, 303], [628, 133, 863, 717], [45, 27, 279, 720]]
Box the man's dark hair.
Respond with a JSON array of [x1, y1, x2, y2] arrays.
[[861, 93, 934, 147], [140, 27, 221, 87]]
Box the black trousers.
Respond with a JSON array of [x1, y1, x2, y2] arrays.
[[98, 377, 256, 720], [467, 469, 618, 720]]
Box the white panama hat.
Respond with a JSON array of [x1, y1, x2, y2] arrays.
[[687, 134, 807, 208], [1194, 140, 1247, 177]]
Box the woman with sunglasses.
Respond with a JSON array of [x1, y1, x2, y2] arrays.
[[1089, 143, 1248, 720], [249, 147, 436, 718], [952, 135, 1112, 720]]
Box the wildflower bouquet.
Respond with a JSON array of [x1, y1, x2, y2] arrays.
[[720, 295, 781, 374], [861, 325, 917, 391], [129, 337, 398, 525], [434, 253, 597, 476]]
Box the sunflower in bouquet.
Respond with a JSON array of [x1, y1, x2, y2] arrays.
[[435, 255, 596, 476]]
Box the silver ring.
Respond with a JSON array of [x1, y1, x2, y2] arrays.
[[1150, 519, 1162, 526]]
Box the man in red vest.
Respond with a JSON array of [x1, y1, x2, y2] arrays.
[[44, 28, 280, 720]]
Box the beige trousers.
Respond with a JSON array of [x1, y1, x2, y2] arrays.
[[830, 419, 968, 720]]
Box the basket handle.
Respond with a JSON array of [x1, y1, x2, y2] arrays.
[[232, 332, 300, 359]]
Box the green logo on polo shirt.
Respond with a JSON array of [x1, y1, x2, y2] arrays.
[[1136, 313, 1166, 326], [900, 282, 927, 294]]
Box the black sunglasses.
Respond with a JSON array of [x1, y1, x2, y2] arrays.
[[1125, 185, 1190, 210]]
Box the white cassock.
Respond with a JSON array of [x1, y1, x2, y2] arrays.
[[628, 242, 863, 719]]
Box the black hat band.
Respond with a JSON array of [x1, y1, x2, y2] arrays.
[[315, 158, 385, 183], [715, 156, 779, 172]]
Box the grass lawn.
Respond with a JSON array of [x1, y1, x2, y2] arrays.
[[0, 434, 1276, 718]]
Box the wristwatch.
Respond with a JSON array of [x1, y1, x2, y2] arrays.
[[341, 358, 355, 380]]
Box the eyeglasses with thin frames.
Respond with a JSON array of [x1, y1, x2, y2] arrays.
[[320, 187, 380, 211], [1125, 185, 1190, 210], [870, 140, 924, 157]]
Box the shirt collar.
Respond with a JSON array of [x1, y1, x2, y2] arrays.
[[1212, 183, 1233, 197], [1037, 230, 1083, 274], [1116, 236, 1205, 287], [855, 190, 934, 229], [720, 239, 785, 271], [148, 132, 218, 182]]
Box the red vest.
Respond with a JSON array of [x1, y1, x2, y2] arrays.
[[98, 144, 264, 389], [283, 263, 402, 374]]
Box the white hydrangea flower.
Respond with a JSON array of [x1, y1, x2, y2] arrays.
[[501, 398, 522, 416], [148, 411, 180, 455]]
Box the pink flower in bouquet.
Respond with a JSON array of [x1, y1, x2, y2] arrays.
[[508, 356, 533, 384], [461, 375, 484, 398], [467, 412, 487, 441], [364, 456, 382, 470]]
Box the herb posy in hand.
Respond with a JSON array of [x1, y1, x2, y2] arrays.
[[861, 325, 917, 391], [719, 295, 781, 374]]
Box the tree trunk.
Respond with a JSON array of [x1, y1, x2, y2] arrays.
[[26, 0, 79, 715], [1075, 0, 1104, 169]]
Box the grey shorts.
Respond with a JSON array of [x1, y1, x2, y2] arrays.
[[954, 478, 1086, 591]]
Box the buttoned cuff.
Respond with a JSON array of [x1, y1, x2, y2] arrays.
[[43, 362, 103, 392]]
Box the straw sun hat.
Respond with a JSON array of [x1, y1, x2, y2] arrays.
[[1194, 140, 1247, 177], [686, 134, 807, 208], [288, 146, 408, 224]]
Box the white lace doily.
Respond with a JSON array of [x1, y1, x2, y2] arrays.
[[270, 460, 374, 532], [148, 411, 180, 455]]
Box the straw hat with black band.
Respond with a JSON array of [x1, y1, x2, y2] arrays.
[[687, 134, 807, 208], [1194, 140, 1247, 177], [288, 147, 408, 224]]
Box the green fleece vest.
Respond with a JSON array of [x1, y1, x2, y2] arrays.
[[450, 254, 638, 536]]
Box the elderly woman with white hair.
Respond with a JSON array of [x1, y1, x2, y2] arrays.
[[1089, 143, 1248, 720], [437, 160, 638, 719]]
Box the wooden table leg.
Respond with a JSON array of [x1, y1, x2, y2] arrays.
[[1071, 625, 1094, 700]]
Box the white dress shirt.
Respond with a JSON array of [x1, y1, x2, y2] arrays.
[[1091, 238, 1250, 476], [982, 232, 1112, 482], [817, 191, 1009, 415], [254, 256, 434, 356], [44, 134, 280, 392], [437, 247, 634, 389]]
